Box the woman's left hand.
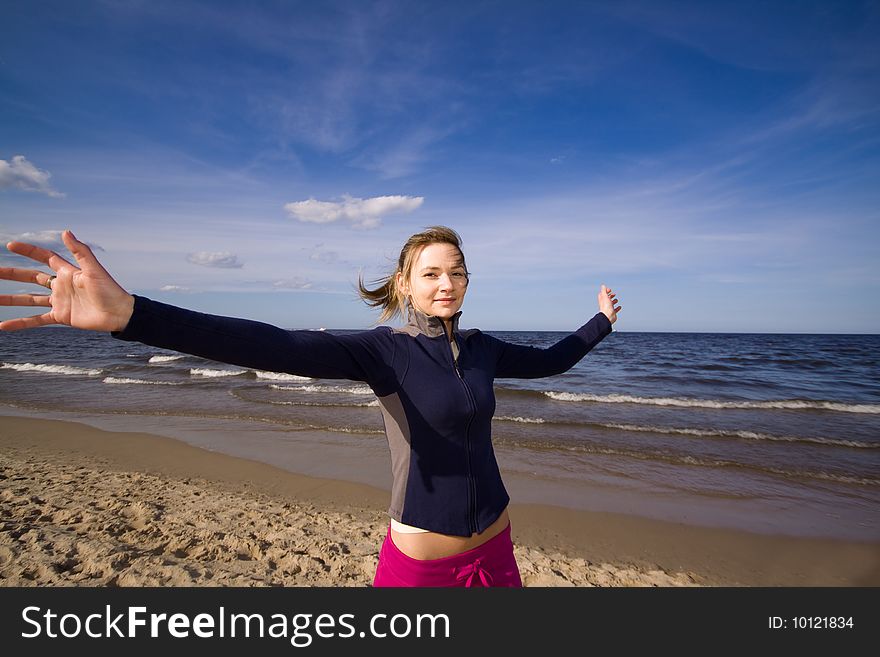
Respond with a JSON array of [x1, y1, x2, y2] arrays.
[[598, 284, 621, 324]]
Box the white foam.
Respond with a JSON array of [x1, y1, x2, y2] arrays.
[[267, 399, 380, 408], [2, 362, 102, 376], [255, 371, 312, 381], [148, 355, 184, 363], [103, 376, 183, 386], [495, 415, 546, 424], [269, 384, 373, 395], [305, 424, 385, 435], [543, 391, 880, 414], [756, 463, 880, 486], [602, 423, 875, 449], [190, 368, 246, 378]]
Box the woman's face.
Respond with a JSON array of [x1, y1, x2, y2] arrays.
[[397, 242, 468, 323]]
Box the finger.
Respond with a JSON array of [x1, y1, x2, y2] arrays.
[[0, 312, 55, 332], [61, 230, 106, 273], [0, 293, 52, 308], [0, 266, 57, 287], [6, 241, 76, 273]]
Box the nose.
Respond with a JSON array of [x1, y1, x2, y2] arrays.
[[438, 273, 453, 291]]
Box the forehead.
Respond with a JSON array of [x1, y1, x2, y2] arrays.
[[413, 242, 464, 268]]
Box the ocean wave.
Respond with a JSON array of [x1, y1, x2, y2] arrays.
[[269, 384, 373, 395], [501, 440, 880, 487], [228, 389, 378, 408], [190, 368, 246, 378], [601, 423, 877, 450], [2, 362, 102, 376], [542, 391, 880, 414], [255, 371, 312, 381], [148, 355, 185, 363], [103, 376, 184, 386], [265, 399, 380, 408], [761, 467, 879, 487], [495, 415, 546, 424], [303, 424, 385, 435]]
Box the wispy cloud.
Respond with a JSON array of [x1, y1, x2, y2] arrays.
[[283, 194, 424, 229], [271, 277, 312, 290], [226, 277, 316, 292], [304, 243, 339, 264], [0, 229, 103, 266], [159, 284, 191, 292], [2, 229, 65, 250], [351, 121, 465, 179], [0, 156, 64, 198], [186, 252, 244, 268]]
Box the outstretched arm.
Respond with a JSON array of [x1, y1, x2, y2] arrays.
[[1, 231, 395, 385], [490, 285, 621, 379], [113, 294, 394, 384]]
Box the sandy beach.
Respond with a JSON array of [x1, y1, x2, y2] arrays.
[[1, 415, 877, 587]]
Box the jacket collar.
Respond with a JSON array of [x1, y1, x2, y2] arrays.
[[406, 302, 461, 339]]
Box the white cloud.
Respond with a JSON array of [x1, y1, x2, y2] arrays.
[[307, 244, 339, 264], [0, 229, 64, 251], [283, 194, 424, 229], [0, 155, 64, 198], [4, 230, 104, 250], [186, 251, 244, 268], [0, 229, 104, 266], [159, 284, 191, 292], [272, 277, 312, 290]]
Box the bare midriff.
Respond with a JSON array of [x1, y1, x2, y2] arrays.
[[390, 506, 510, 560]]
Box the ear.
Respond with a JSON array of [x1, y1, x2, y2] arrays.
[[396, 271, 409, 295]]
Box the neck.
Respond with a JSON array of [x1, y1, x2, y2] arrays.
[[406, 302, 460, 339]]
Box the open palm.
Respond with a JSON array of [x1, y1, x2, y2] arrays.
[[0, 230, 134, 333], [598, 284, 622, 324]]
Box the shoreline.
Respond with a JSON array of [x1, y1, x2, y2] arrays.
[[3, 403, 871, 543], [1, 415, 878, 586]]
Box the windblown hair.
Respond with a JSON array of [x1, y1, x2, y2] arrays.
[[357, 225, 468, 324]]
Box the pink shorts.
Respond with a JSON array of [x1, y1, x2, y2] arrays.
[[372, 521, 523, 587]]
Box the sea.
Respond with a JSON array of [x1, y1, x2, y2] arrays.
[[1, 324, 878, 542]]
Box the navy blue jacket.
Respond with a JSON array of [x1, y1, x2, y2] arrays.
[[112, 295, 613, 536]]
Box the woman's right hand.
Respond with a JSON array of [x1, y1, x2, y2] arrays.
[[0, 230, 135, 333]]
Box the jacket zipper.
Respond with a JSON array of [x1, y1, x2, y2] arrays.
[[449, 334, 478, 534]]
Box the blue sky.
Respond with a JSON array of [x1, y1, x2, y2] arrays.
[[1, 0, 878, 333]]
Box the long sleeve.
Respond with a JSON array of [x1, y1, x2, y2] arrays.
[[110, 295, 396, 390], [487, 311, 612, 379]]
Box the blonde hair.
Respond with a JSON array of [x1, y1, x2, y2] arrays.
[[357, 225, 469, 324]]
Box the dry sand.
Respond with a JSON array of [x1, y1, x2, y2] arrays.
[[1, 415, 877, 587]]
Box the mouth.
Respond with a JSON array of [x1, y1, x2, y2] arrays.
[[434, 298, 456, 303]]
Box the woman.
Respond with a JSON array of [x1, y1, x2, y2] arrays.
[[0, 227, 621, 587]]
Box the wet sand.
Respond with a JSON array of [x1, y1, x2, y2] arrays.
[[1, 415, 877, 586]]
